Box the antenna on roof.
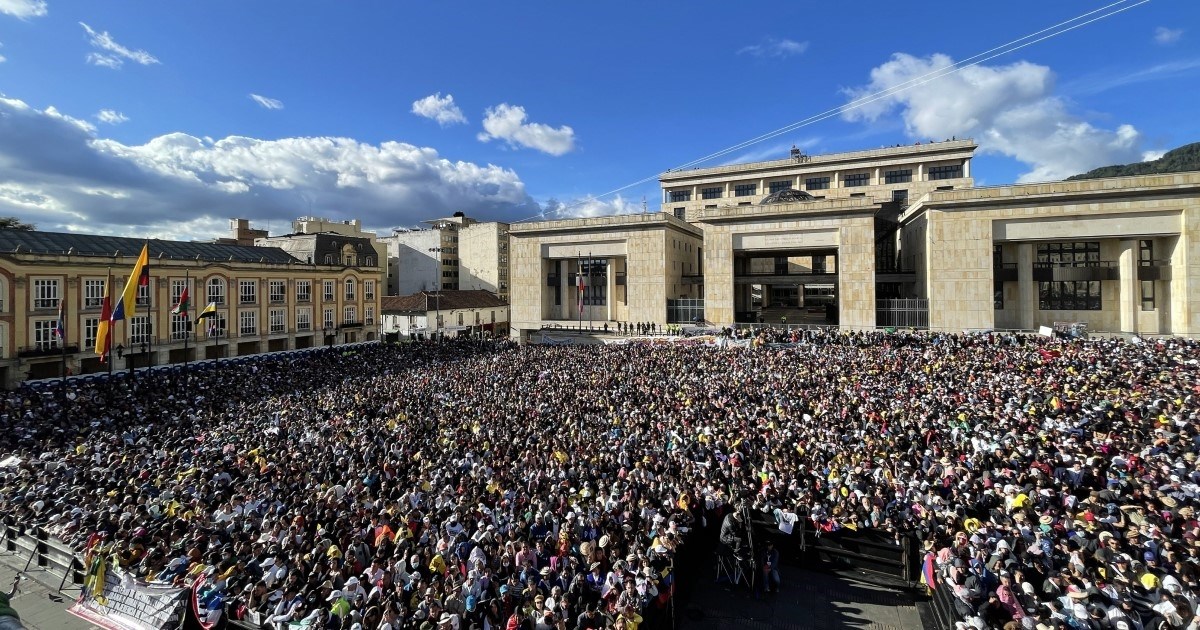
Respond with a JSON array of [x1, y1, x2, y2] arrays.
[[642, 197, 647, 214]]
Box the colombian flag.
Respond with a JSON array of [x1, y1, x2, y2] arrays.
[[95, 270, 113, 361], [110, 243, 149, 322]]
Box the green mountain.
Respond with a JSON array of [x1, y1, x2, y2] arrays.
[[1066, 142, 1200, 180]]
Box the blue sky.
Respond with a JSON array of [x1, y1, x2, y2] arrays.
[[0, 0, 1196, 239]]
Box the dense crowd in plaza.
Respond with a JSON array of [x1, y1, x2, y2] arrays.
[[0, 329, 1197, 630]]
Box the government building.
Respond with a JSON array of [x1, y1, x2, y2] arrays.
[[509, 140, 1200, 340], [0, 220, 383, 387]]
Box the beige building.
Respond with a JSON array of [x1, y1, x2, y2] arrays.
[[507, 141, 1200, 340], [0, 226, 382, 387], [458, 221, 511, 301], [380, 290, 509, 339]]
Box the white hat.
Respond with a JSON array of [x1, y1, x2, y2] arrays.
[[327, 590, 343, 601]]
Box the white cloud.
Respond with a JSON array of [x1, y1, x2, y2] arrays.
[[249, 93, 284, 110], [79, 22, 159, 68], [477, 104, 575, 156], [738, 38, 808, 59], [95, 109, 128, 125], [0, 94, 541, 239], [411, 92, 467, 126], [538, 194, 642, 220], [842, 53, 1143, 182], [1154, 27, 1183, 44], [0, 0, 46, 19], [1142, 149, 1166, 162]]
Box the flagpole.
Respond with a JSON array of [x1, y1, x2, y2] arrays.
[[588, 251, 593, 332], [59, 302, 67, 392], [181, 268, 190, 381], [145, 251, 153, 373], [106, 267, 113, 378], [577, 250, 582, 332]]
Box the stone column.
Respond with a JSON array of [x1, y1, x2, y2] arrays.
[[1118, 239, 1138, 334], [559, 260, 570, 321], [1017, 243, 1036, 331], [607, 257, 617, 322]]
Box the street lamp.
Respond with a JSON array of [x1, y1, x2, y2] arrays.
[[428, 247, 446, 341], [323, 324, 335, 347]]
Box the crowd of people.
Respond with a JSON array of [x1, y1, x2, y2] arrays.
[[0, 329, 1196, 630]]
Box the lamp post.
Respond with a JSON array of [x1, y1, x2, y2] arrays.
[[428, 247, 445, 341], [323, 324, 335, 348]]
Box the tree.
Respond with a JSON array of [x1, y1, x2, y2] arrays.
[[0, 217, 35, 230]]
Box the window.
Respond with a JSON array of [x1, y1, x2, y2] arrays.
[[805, 177, 830, 191], [844, 173, 870, 187], [768, 181, 793, 194], [580, 258, 608, 305], [170, 312, 190, 341], [1037, 242, 1100, 265], [365, 305, 375, 325], [457, 312, 464, 326], [207, 278, 226, 305], [170, 279, 189, 311], [84, 279, 106, 309], [733, 184, 757, 197], [34, 320, 59, 350], [296, 308, 312, 331], [701, 187, 722, 200], [344, 279, 356, 300], [928, 164, 963, 180], [33, 279, 60, 309], [669, 190, 692, 202], [364, 257, 374, 267], [269, 280, 286, 303], [135, 281, 152, 307], [673, 208, 686, 220], [323, 308, 335, 329], [324, 254, 334, 265], [812, 256, 827, 274], [364, 280, 375, 300], [323, 280, 335, 301], [1140, 240, 1155, 310], [239, 310, 257, 336], [296, 280, 312, 303], [203, 312, 227, 338], [774, 257, 789, 275], [269, 308, 286, 333], [84, 317, 100, 348], [239, 280, 257, 304], [884, 169, 912, 184], [1038, 281, 1101, 311], [892, 189, 909, 205], [343, 306, 357, 325], [130, 315, 153, 344]]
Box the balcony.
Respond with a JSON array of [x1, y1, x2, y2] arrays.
[[1138, 260, 1172, 281], [1032, 260, 1118, 282], [17, 344, 80, 358], [270, 295, 287, 304], [33, 298, 60, 310]]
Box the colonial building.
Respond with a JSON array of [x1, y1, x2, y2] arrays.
[[508, 141, 1200, 340], [380, 290, 509, 340], [0, 228, 382, 387]]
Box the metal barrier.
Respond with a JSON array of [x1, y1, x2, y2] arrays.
[[1, 522, 86, 592]]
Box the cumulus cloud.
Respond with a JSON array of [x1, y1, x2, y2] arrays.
[[842, 53, 1143, 182], [0, 0, 46, 19], [95, 109, 128, 125], [1142, 149, 1166, 162], [537, 194, 642, 220], [0, 95, 540, 239], [738, 37, 808, 59], [478, 104, 575, 156], [1154, 27, 1183, 44], [80, 22, 159, 69], [411, 92, 467, 126], [249, 93, 284, 110]]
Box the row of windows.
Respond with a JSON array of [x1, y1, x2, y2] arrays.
[[34, 304, 378, 350], [22, 278, 376, 310], [671, 165, 962, 199]]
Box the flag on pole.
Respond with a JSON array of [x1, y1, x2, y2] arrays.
[[54, 299, 65, 339], [171, 286, 190, 318], [96, 271, 113, 361], [111, 243, 149, 322], [194, 302, 218, 324], [577, 264, 585, 312]]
